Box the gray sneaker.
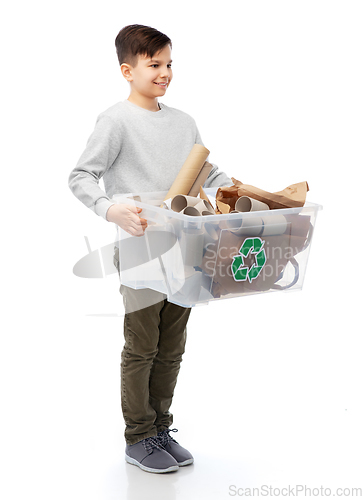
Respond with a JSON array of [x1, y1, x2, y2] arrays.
[[125, 436, 179, 473], [157, 429, 194, 466]]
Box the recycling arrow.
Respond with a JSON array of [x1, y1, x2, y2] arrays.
[[231, 237, 267, 283]]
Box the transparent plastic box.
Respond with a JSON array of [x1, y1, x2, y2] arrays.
[[114, 187, 322, 308]]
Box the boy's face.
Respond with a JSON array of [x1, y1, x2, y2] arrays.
[[123, 45, 173, 101]]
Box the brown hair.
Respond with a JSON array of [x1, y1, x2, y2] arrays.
[[115, 24, 172, 67]]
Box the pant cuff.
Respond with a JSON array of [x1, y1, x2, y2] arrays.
[[125, 430, 158, 446]]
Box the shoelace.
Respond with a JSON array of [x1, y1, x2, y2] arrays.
[[157, 428, 179, 448], [142, 436, 164, 454]]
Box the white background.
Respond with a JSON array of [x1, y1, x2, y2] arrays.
[[2, 1, 363, 498]]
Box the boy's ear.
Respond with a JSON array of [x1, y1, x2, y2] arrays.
[[121, 63, 133, 82]]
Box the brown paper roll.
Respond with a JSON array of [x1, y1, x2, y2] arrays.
[[171, 195, 200, 212], [182, 206, 200, 216], [194, 199, 216, 215], [235, 196, 270, 212], [261, 215, 287, 236], [188, 162, 213, 197], [179, 228, 204, 266], [203, 222, 220, 247], [163, 144, 210, 201]]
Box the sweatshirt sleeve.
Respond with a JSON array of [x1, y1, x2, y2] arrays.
[[203, 163, 233, 189], [195, 126, 233, 189], [68, 114, 122, 220]]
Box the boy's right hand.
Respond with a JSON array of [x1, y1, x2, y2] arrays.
[[106, 204, 148, 236]]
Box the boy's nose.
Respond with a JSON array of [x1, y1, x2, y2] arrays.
[[160, 67, 172, 78]]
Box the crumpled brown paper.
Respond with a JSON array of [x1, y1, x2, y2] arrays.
[[215, 178, 309, 214]]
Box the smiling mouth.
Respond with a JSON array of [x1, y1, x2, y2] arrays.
[[154, 82, 168, 87]]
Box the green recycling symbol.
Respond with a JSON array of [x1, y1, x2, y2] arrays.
[[231, 237, 267, 283]]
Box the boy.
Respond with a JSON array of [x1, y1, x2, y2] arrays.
[[69, 24, 232, 473]]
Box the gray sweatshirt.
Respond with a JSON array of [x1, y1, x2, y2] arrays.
[[69, 99, 232, 219]]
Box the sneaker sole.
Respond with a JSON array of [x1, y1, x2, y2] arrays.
[[178, 458, 194, 466], [125, 454, 179, 473]]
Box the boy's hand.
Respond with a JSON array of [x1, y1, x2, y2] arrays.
[[106, 204, 148, 236]]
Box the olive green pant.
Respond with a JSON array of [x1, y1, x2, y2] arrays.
[[119, 284, 191, 445]]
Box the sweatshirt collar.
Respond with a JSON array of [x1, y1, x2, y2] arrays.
[[123, 99, 166, 117]]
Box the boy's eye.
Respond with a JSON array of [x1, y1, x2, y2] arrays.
[[150, 64, 172, 68]]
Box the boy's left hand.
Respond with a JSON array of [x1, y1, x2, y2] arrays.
[[106, 204, 148, 236]]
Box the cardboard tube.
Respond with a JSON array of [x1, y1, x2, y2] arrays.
[[171, 195, 200, 212], [194, 199, 216, 215], [261, 215, 287, 236], [239, 217, 264, 236], [171, 195, 215, 216], [219, 210, 267, 232], [163, 144, 210, 201], [219, 215, 243, 231], [203, 222, 220, 248], [188, 162, 213, 197], [179, 228, 204, 266], [220, 217, 263, 236], [235, 196, 270, 212], [182, 206, 200, 216]]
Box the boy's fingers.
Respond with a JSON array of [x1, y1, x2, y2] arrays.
[[127, 205, 142, 213], [131, 215, 147, 227], [130, 224, 146, 236], [130, 217, 147, 231]]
